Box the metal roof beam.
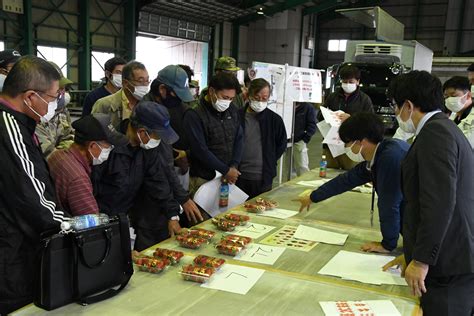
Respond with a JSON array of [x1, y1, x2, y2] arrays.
[[233, 0, 312, 25]]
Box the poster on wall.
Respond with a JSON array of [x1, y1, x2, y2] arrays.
[[250, 61, 323, 137], [285, 66, 323, 103]]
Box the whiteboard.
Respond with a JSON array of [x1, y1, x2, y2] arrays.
[[250, 61, 323, 137]]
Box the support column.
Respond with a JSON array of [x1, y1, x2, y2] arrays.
[[231, 22, 239, 61], [21, 0, 33, 54], [124, 0, 137, 61], [78, 0, 90, 90]]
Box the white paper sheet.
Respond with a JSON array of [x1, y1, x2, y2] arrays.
[[319, 300, 401, 316], [317, 120, 331, 138], [320, 106, 343, 127], [235, 244, 286, 265], [201, 264, 265, 295], [323, 126, 345, 146], [193, 176, 249, 217], [318, 251, 407, 286], [257, 208, 299, 219], [296, 179, 330, 188], [294, 225, 348, 245], [328, 143, 346, 158], [229, 222, 276, 239]]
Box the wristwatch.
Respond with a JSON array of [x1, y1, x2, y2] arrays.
[[170, 215, 180, 221]]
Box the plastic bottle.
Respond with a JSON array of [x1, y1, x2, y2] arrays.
[[319, 155, 327, 178], [219, 180, 229, 208], [61, 213, 110, 231]]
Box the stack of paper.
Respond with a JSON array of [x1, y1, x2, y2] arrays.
[[319, 300, 401, 316], [318, 250, 407, 286], [294, 225, 348, 245], [318, 106, 346, 157]]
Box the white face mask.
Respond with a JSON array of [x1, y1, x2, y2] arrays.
[[138, 131, 161, 150], [341, 82, 357, 94], [64, 92, 71, 106], [111, 74, 122, 88], [0, 73, 6, 92], [132, 85, 149, 100], [90, 143, 113, 166], [396, 103, 416, 133], [24, 92, 58, 123], [345, 142, 365, 162], [249, 100, 268, 113], [212, 92, 232, 112], [445, 93, 468, 113]]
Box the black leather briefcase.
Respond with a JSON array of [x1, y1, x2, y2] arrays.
[[34, 213, 133, 311]]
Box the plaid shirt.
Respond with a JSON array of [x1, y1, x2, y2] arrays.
[[48, 146, 99, 216]]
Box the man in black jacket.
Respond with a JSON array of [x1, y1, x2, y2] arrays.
[[319, 65, 374, 170], [93, 101, 183, 251], [293, 102, 316, 176], [385, 71, 474, 315], [183, 72, 244, 196], [0, 56, 66, 314], [238, 78, 287, 198]]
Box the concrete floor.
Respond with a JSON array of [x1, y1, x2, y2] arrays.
[[274, 131, 324, 186]]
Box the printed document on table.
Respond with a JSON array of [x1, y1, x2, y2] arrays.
[[294, 225, 348, 245], [201, 264, 265, 295], [319, 300, 401, 316]]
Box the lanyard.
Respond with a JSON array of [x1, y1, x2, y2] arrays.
[[370, 186, 375, 227]]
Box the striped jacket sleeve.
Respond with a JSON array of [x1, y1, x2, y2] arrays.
[[0, 111, 64, 237]]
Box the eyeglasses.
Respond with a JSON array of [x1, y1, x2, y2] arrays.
[[32, 90, 61, 101]]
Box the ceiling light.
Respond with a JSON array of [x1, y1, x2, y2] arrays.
[[257, 7, 264, 15]]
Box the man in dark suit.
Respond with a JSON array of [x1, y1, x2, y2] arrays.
[[385, 70, 474, 315]]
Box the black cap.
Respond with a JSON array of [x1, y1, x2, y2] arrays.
[[72, 113, 128, 146], [467, 63, 474, 72], [0, 49, 21, 68], [131, 101, 179, 144]]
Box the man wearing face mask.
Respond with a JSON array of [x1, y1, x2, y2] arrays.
[[92, 61, 150, 128], [144, 65, 195, 184], [184, 72, 244, 197], [0, 49, 21, 92], [383, 71, 474, 314], [92, 101, 182, 251], [318, 64, 374, 170], [144, 65, 204, 226], [238, 78, 287, 198], [295, 113, 409, 254], [0, 56, 66, 314], [443, 76, 474, 148], [48, 113, 127, 216], [82, 57, 126, 117], [393, 76, 474, 148], [36, 61, 75, 157]]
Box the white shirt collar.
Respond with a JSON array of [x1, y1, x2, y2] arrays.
[[415, 110, 442, 135]]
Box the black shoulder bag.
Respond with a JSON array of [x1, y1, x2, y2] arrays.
[[34, 213, 133, 310]]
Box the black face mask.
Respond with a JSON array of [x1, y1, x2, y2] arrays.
[[162, 89, 182, 108]]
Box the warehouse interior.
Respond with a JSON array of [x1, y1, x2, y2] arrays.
[[1, 0, 474, 315]]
